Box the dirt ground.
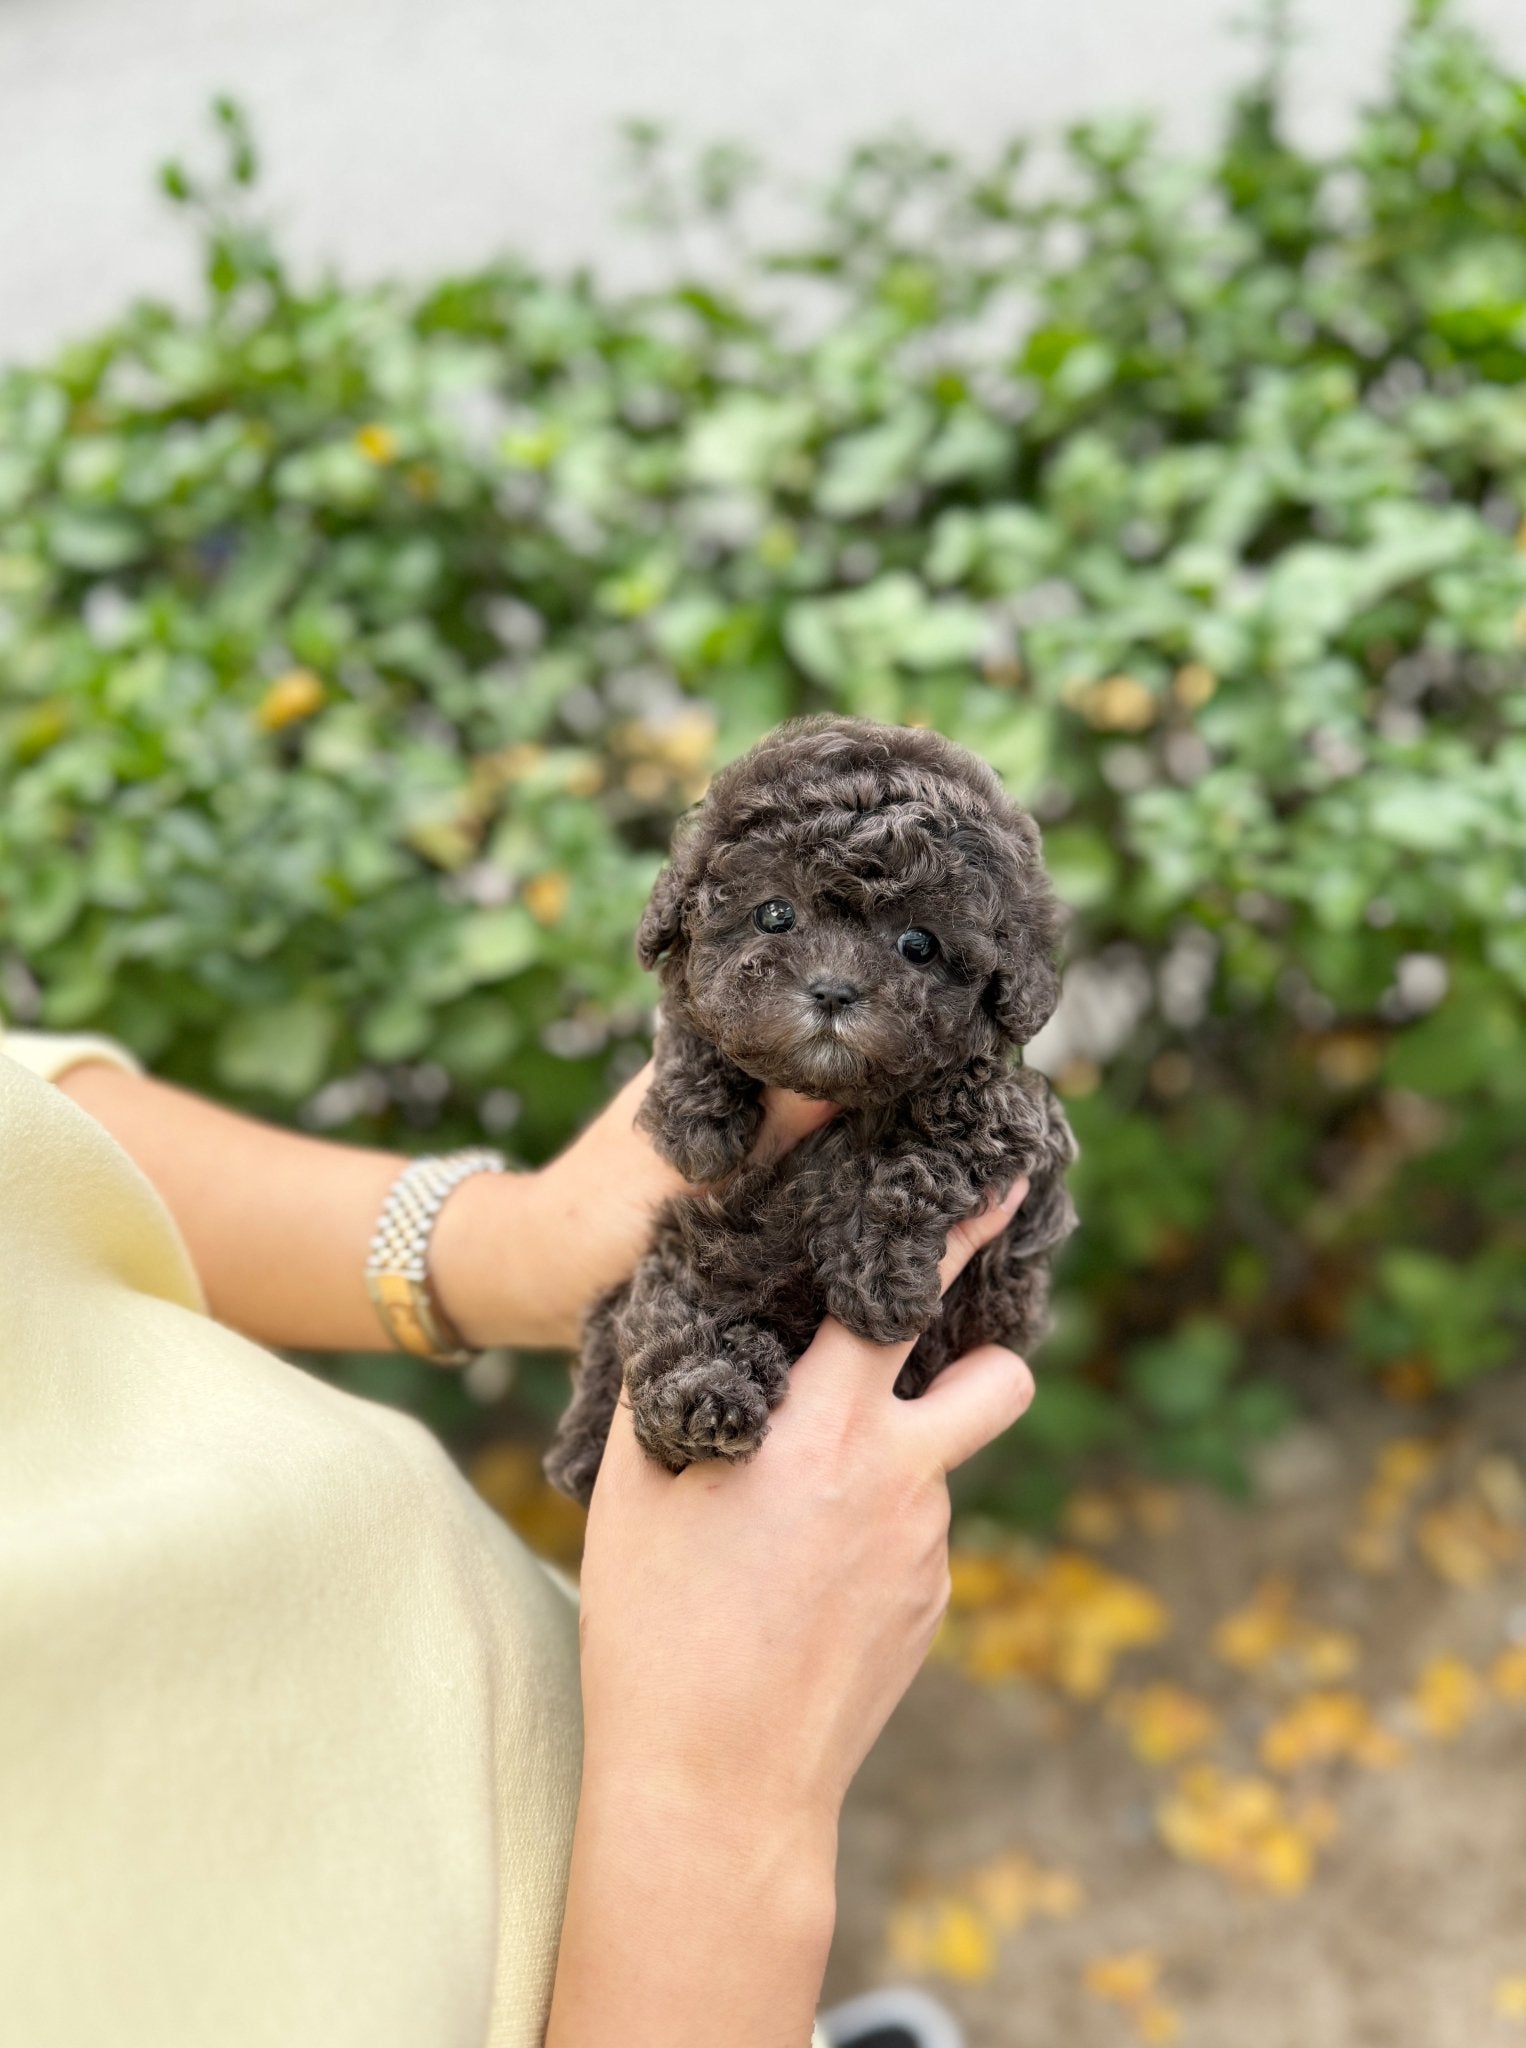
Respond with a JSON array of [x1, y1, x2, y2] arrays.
[[822, 1362, 1526, 2048]]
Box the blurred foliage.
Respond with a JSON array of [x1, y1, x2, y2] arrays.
[[4, 13, 1526, 1506]]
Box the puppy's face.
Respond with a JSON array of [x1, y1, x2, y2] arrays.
[[640, 718, 1062, 1105], [678, 853, 990, 1104]]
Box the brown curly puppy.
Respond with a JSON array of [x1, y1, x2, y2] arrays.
[[545, 714, 1077, 1505]]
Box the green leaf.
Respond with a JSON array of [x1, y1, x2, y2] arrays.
[[215, 1000, 338, 1099], [455, 908, 540, 985], [1127, 1318, 1242, 1424]]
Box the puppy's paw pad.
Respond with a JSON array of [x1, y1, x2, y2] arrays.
[[631, 1365, 769, 1467]]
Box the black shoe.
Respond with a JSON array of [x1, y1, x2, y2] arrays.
[[819, 1988, 965, 2048]]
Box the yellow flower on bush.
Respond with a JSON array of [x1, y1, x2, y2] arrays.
[[1172, 660, 1217, 709], [522, 870, 570, 927], [255, 667, 325, 732], [354, 421, 398, 463], [1063, 672, 1158, 732]]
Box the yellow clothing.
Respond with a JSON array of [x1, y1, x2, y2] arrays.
[[0, 1037, 582, 2047]]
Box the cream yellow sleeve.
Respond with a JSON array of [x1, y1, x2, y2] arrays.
[[0, 1022, 143, 1082], [0, 1053, 582, 2048]]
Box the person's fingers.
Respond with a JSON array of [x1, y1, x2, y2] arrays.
[[935, 1175, 1029, 1294], [749, 1087, 841, 1166], [796, 1174, 1031, 1386], [908, 1343, 1036, 1473], [587, 1390, 673, 1509]]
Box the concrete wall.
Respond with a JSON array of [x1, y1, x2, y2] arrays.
[[3, 0, 1525, 363]]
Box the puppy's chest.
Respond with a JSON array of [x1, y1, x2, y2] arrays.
[[660, 1116, 897, 1325]]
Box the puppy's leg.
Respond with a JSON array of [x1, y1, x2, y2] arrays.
[[636, 1016, 763, 1183], [544, 1285, 627, 1506], [898, 1154, 1078, 1399], [898, 1234, 1052, 1401], [817, 1155, 965, 1347], [620, 1254, 790, 1472]]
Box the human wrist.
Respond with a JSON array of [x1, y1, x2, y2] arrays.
[[575, 1751, 840, 1953], [425, 1167, 552, 1352]]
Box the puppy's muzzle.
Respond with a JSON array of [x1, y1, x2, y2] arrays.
[[806, 977, 862, 1016]]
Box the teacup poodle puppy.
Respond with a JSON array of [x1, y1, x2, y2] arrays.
[[545, 713, 1077, 1505]]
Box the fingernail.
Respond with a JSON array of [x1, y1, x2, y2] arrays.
[[999, 1175, 1030, 1213]]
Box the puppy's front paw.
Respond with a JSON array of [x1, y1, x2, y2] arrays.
[[825, 1267, 940, 1347], [630, 1362, 770, 1471], [543, 1427, 604, 1510], [657, 1114, 756, 1185]]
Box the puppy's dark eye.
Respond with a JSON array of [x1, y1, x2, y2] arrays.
[[896, 928, 939, 965], [753, 899, 796, 933]]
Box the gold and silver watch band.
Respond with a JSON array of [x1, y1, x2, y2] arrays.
[[364, 1148, 507, 1365]]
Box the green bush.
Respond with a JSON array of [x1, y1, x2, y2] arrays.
[[3, 5, 1526, 1505]]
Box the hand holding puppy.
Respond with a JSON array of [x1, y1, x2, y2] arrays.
[[548, 1181, 1036, 2047]]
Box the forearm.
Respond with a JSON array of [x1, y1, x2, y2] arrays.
[[546, 1767, 836, 2048], [57, 1061, 687, 1353]]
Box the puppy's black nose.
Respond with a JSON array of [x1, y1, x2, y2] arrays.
[[807, 978, 862, 1013]]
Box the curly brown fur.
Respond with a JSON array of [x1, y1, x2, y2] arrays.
[[545, 714, 1078, 1504]]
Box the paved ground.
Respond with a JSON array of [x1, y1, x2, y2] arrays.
[[5, 0, 1526, 364], [825, 1360, 1526, 2047]]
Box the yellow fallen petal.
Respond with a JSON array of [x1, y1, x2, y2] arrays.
[[965, 1852, 1038, 1933], [886, 1900, 934, 1973], [1417, 1502, 1507, 1588], [1496, 1976, 1526, 2022], [1255, 1823, 1314, 1897], [1300, 1628, 1360, 1683], [1351, 1722, 1408, 1770], [922, 1900, 997, 1984], [1296, 1796, 1342, 1850], [1492, 1645, 1526, 1702], [1032, 1868, 1086, 1920], [1411, 1655, 1484, 1740], [1139, 2000, 1183, 2044], [1376, 1436, 1443, 1491], [947, 1550, 1013, 1611], [1213, 1576, 1295, 1672], [1084, 1950, 1161, 2005], [1129, 1483, 1183, 1536], [1113, 1682, 1220, 1765], [1061, 1488, 1125, 1547]]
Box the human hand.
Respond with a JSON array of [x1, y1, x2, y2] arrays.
[[577, 1171, 1034, 1822], [547, 1178, 1034, 2046], [431, 1061, 837, 1352]]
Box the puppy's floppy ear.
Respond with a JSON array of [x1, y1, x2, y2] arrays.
[[635, 850, 697, 968], [977, 813, 1063, 1049], [988, 929, 1061, 1047]]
